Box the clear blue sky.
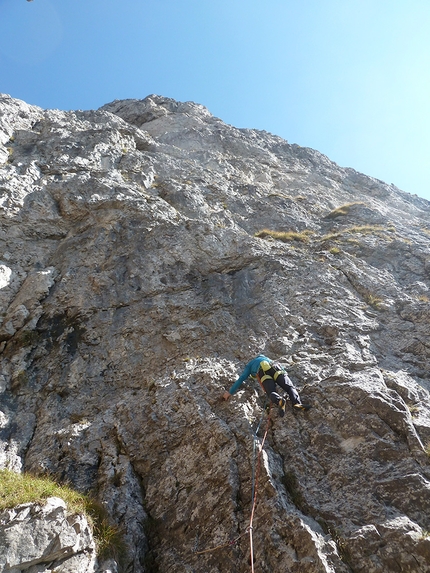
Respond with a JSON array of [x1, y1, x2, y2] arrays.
[[1, 0, 430, 202]]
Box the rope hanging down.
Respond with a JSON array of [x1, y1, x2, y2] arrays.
[[193, 402, 272, 570], [248, 403, 272, 573]]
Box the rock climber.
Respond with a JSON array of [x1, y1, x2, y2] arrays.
[[222, 354, 311, 416]]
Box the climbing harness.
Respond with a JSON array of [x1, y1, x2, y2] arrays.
[[256, 361, 285, 386]]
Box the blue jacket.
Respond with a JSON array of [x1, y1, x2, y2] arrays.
[[228, 355, 271, 395]]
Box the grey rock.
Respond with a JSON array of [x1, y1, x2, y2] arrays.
[[0, 93, 430, 572], [0, 497, 96, 572]]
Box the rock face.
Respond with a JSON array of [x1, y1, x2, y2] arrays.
[[0, 497, 96, 572], [0, 93, 430, 572]]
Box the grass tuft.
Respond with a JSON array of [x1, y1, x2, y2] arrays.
[[408, 405, 420, 417], [0, 470, 125, 561], [364, 293, 384, 310], [325, 202, 366, 219], [255, 229, 314, 243], [328, 526, 353, 566], [0, 469, 86, 513], [322, 224, 394, 243]]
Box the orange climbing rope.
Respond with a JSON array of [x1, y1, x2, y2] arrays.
[[248, 403, 272, 573], [193, 403, 273, 570], [193, 529, 250, 555]]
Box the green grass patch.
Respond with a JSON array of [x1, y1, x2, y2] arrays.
[[0, 469, 125, 561], [255, 229, 314, 243], [0, 469, 88, 514]]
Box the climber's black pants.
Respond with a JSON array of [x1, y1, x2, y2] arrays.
[[262, 372, 301, 406]]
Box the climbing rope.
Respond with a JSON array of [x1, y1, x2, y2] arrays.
[[193, 528, 250, 555], [193, 402, 273, 571], [248, 403, 272, 573], [250, 405, 267, 503]]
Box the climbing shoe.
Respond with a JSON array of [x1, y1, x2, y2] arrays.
[[278, 398, 286, 418], [293, 403, 312, 412]]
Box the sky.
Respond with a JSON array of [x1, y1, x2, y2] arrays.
[[1, 0, 430, 202]]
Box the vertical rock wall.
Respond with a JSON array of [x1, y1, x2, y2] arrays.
[[0, 94, 430, 572]]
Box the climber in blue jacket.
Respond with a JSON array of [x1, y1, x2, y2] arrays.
[[222, 354, 310, 416]]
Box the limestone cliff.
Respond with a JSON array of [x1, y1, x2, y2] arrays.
[[1, 93, 430, 573], [0, 497, 96, 572]]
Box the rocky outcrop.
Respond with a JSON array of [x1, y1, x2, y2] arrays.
[[0, 497, 96, 572], [0, 93, 430, 572]]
